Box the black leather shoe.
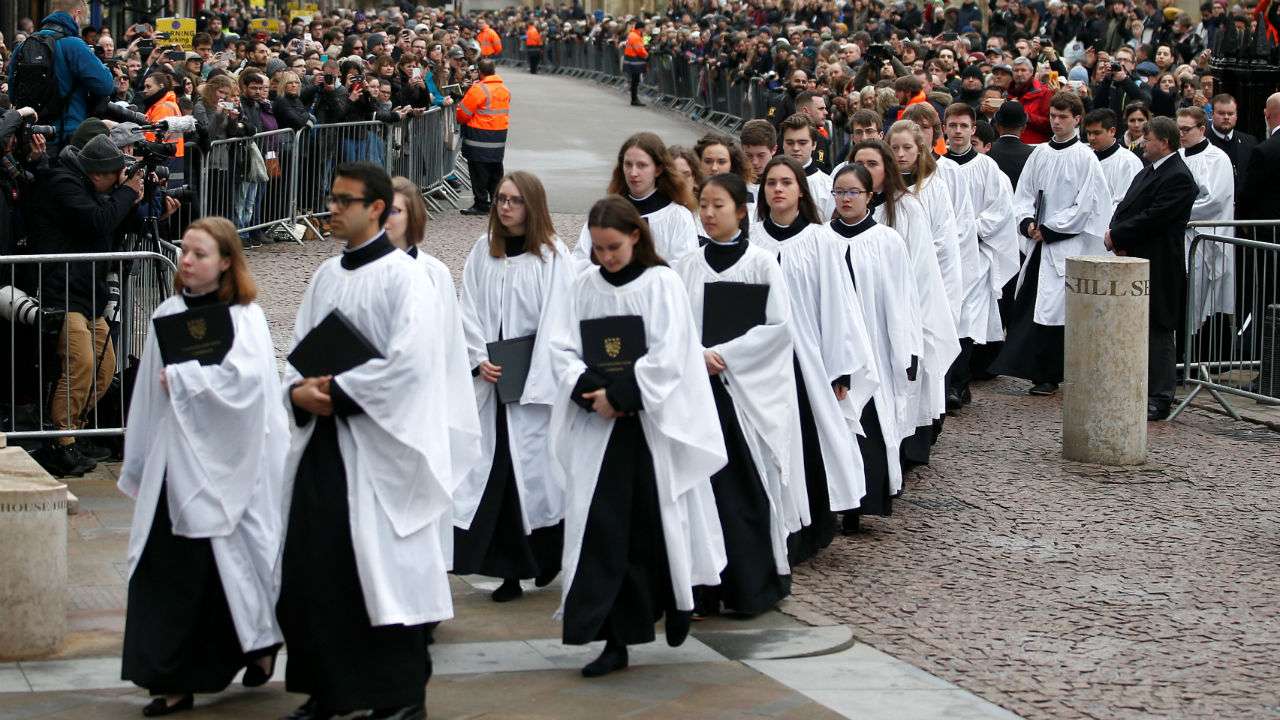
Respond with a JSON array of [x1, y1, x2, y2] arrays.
[[77, 439, 113, 462], [242, 651, 277, 688], [1029, 382, 1058, 396], [534, 570, 558, 588], [630, 100, 645, 107], [945, 389, 963, 413], [491, 578, 523, 603], [664, 610, 691, 647], [143, 695, 193, 717], [36, 443, 96, 477], [960, 386, 972, 404], [841, 512, 862, 535], [459, 205, 489, 216], [282, 698, 327, 720], [582, 641, 628, 678], [1147, 402, 1170, 421], [369, 704, 426, 720]]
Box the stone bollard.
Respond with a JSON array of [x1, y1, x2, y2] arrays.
[[1062, 256, 1150, 465], [0, 447, 67, 660]]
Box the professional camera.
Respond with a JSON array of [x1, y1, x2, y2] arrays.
[[865, 43, 893, 63], [0, 285, 63, 329]]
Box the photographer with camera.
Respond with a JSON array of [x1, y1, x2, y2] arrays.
[[27, 133, 143, 476], [0, 107, 51, 256], [7, 0, 114, 153]]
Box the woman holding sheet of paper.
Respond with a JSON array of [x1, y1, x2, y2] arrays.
[[549, 195, 727, 679], [119, 217, 288, 717], [454, 171, 575, 602]]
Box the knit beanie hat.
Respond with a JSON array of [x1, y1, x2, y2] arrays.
[[78, 134, 128, 174], [70, 118, 110, 149]]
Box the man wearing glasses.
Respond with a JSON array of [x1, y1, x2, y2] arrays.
[[279, 162, 449, 720], [1176, 106, 1236, 345]]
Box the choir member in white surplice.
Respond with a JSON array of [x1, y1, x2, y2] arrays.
[[941, 105, 1020, 405], [779, 113, 836, 220], [573, 132, 699, 266], [1084, 108, 1145, 222], [278, 164, 452, 720], [749, 156, 879, 551], [826, 165, 924, 526], [675, 173, 800, 618], [1177, 107, 1237, 329], [549, 196, 727, 678], [120, 218, 287, 718], [456, 172, 575, 602], [852, 139, 961, 470], [996, 93, 1111, 397]]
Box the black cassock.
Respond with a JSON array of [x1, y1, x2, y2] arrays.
[[277, 415, 430, 715], [988, 243, 1064, 385], [122, 481, 247, 695], [452, 383, 563, 580], [786, 356, 837, 566]]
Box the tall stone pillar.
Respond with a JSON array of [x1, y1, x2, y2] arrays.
[[1062, 256, 1150, 465], [0, 447, 67, 660]]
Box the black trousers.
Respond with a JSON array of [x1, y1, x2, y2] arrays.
[[1149, 326, 1176, 406], [627, 70, 642, 102], [946, 338, 974, 395], [527, 48, 542, 74], [466, 158, 503, 209]]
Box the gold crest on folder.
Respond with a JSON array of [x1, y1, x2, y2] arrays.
[[187, 318, 208, 341], [604, 337, 622, 358]]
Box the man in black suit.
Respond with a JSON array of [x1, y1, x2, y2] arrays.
[[1237, 93, 1280, 221], [986, 101, 1035, 190], [1206, 93, 1258, 198], [1234, 93, 1280, 369], [1106, 116, 1200, 421]]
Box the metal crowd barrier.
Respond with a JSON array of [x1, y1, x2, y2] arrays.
[[1, 249, 177, 441], [1170, 220, 1280, 420]]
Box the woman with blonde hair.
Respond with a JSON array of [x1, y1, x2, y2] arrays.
[[120, 217, 288, 717], [573, 132, 699, 265], [456, 171, 575, 601]]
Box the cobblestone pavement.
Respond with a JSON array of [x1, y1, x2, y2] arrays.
[[247, 209, 1280, 720]]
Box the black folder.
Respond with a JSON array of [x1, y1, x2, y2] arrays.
[[487, 334, 536, 404], [702, 281, 770, 347], [287, 309, 384, 377], [152, 303, 235, 366], [580, 315, 647, 379], [1033, 189, 1045, 227]]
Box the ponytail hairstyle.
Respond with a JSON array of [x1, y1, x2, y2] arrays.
[[886, 119, 937, 182], [756, 155, 821, 226], [586, 195, 668, 269], [701, 172, 752, 240], [831, 163, 875, 223], [850, 139, 904, 228], [607, 132, 694, 210]]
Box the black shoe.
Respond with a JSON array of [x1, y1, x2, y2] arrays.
[[459, 205, 489, 216], [664, 610, 691, 647], [841, 512, 862, 535], [242, 652, 277, 688], [491, 578, 523, 603], [1147, 402, 1170, 421], [534, 570, 558, 588], [630, 99, 645, 107], [960, 386, 972, 405], [143, 695, 193, 717], [582, 641, 629, 678], [369, 705, 426, 720], [281, 698, 326, 720], [1029, 382, 1058, 396], [945, 389, 963, 413], [37, 443, 96, 477], [77, 439, 113, 462]]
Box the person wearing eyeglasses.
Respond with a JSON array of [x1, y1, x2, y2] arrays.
[[277, 163, 449, 720], [1176, 106, 1236, 339]]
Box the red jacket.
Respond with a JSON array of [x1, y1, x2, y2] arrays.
[[1010, 80, 1052, 144]]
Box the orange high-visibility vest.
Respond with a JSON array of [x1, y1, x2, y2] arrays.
[[478, 26, 503, 57], [456, 74, 511, 132], [526, 25, 542, 47], [623, 29, 648, 59]]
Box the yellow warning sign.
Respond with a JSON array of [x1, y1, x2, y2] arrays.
[[248, 18, 284, 34], [156, 17, 196, 50]]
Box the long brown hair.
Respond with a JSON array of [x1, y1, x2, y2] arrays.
[[391, 176, 428, 247], [666, 145, 703, 212], [694, 132, 754, 184], [755, 156, 821, 225], [585, 195, 667, 269], [487, 171, 559, 259], [607, 132, 693, 210], [851, 139, 904, 228], [174, 217, 257, 305], [886, 119, 937, 181]]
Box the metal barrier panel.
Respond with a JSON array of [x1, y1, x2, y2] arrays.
[[2, 250, 177, 441], [1171, 221, 1280, 420], [198, 129, 297, 236], [386, 109, 441, 191], [295, 121, 390, 222]]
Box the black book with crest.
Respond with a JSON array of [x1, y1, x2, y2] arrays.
[[152, 303, 235, 366], [287, 309, 384, 377], [580, 315, 647, 379], [702, 281, 770, 347]]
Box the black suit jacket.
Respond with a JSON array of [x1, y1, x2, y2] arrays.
[[1110, 152, 1199, 332], [1237, 128, 1280, 222], [1207, 127, 1258, 201], [987, 135, 1035, 190]]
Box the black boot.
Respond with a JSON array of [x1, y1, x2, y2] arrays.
[[491, 578, 523, 603], [665, 610, 691, 647], [581, 640, 629, 678], [534, 569, 558, 588]]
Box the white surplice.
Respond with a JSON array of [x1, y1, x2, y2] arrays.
[[1181, 140, 1237, 323], [572, 195, 699, 266], [805, 162, 836, 221], [675, 241, 805, 572], [944, 150, 1020, 343], [748, 219, 878, 512], [281, 246, 454, 626], [1096, 143, 1145, 222], [457, 235, 575, 533], [1012, 138, 1112, 326], [907, 172, 965, 327], [548, 266, 728, 615], [120, 298, 288, 653]]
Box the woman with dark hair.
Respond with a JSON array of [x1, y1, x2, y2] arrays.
[[674, 173, 800, 616], [120, 217, 287, 717], [851, 139, 960, 474], [455, 171, 574, 601], [694, 133, 754, 185], [825, 164, 923, 529], [550, 195, 727, 679], [666, 145, 704, 212], [748, 156, 876, 563], [572, 132, 699, 265]]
